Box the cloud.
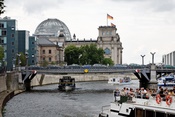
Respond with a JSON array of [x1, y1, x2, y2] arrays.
[[5, 0, 64, 15], [110, 0, 175, 12], [24, 0, 65, 14]]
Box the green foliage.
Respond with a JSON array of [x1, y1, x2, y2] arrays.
[[0, 46, 4, 60], [15, 52, 26, 66], [64, 44, 114, 65], [51, 61, 56, 65], [102, 58, 114, 66], [64, 45, 80, 65], [0, 0, 5, 15], [41, 60, 49, 67]]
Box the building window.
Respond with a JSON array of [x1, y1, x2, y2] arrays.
[[102, 31, 105, 35], [12, 49, 14, 53], [49, 50, 51, 54], [43, 57, 45, 61], [32, 54, 35, 57], [12, 42, 14, 45], [104, 48, 111, 55], [43, 50, 45, 54], [2, 30, 6, 36], [0, 38, 3, 44], [0, 23, 4, 28], [32, 48, 34, 50], [11, 34, 14, 37], [32, 60, 34, 63], [49, 57, 52, 62], [109, 31, 112, 35], [32, 41, 34, 44], [11, 27, 15, 30]]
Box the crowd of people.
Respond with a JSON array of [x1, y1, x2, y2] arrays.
[[113, 86, 175, 101]]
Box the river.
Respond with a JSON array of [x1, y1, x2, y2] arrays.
[[4, 80, 139, 117]]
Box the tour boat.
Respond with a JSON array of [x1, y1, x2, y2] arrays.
[[158, 74, 175, 87], [108, 76, 132, 85], [58, 76, 76, 91], [99, 95, 175, 117]]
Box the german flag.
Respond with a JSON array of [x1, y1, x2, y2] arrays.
[[111, 23, 116, 26], [107, 14, 113, 20]]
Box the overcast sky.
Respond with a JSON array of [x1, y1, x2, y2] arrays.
[[2, 0, 175, 65]]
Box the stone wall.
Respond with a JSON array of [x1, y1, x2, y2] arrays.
[[0, 72, 19, 93], [0, 75, 6, 92], [31, 73, 137, 86]]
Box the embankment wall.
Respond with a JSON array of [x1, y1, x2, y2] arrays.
[[31, 73, 137, 86]]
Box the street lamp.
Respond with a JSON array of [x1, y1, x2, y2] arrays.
[[141, 55, 145, 65], [25, 52, 28, 70], [16, 53, 21, 71], [150, 52, 156, 64], [12, 58, 16, 71]]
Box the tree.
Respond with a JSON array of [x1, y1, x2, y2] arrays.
[[41, 60, 49, 67], [0, 46, 4, 61], [64, 45, 81, 65], [79, 44, 104, 65], [64, 44, 114, 65], [0, 0, 5, 15], [102, 58, 114, 66], [19, 52, 26, 66], [15, 52, 26, 66]]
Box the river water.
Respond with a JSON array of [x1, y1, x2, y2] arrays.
[[4, 80, 139, 117]]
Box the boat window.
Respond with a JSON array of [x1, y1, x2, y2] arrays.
[[167, 113, 175, 117], [145, 110, 155, 117], [156, 112, 166, 117], [126, 109, 129, 113], [135, 108, 144, 117]]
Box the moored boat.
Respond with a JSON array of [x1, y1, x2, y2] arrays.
[[158, 74, 175, 87], [108, 76, 132, 85], [58, 76, 76, 91]]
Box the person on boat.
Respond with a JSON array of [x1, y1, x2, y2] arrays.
[[120, 89, 125, 96], [173, 86, 175, 93], [146, 88, 153, 99], [141, 87, 147, 99], [157, 86, 162, 94], [135, 88, 141, 98], [114, 88, 120, 101], [128, 88, 134, 100]]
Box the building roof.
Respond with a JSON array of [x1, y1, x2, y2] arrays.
[[37, 37, 55, 46], [34, 18, 71, 40]]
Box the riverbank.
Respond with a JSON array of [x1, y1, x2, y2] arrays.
[[0, 90, 24, 117]]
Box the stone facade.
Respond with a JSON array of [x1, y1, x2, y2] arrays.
[[97, 26, 123, 64]]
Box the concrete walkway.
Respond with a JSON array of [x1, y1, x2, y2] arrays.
[[0, 90, 24, 117]]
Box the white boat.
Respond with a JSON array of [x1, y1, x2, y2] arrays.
[[158, 74, 175, 87], [108, 77, 132, 85], [99, 95, 175, 117]]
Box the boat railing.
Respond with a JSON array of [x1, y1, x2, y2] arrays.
[[101, 105, 110, 114]]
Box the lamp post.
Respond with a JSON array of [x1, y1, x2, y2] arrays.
[[12, 58, 16, 71], [25, 52, 28, 70], [141, 55, 145, 65], [16, 53, 21, 71], [150, 52, 156, 64]]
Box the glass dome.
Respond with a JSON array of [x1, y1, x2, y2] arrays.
[[34, 18, 71, 40]]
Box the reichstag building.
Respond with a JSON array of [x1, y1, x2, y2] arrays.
[[34, 18, 123, 65]]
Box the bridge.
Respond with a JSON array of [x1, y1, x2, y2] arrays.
[[134, 64, 175, 89], [20, 65, 175, 91]]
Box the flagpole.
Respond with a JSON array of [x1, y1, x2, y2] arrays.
[[107, 14, 108, 26]]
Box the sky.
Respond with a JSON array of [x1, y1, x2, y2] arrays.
[[2, 0, 175, 65]]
